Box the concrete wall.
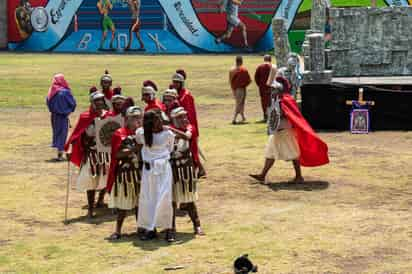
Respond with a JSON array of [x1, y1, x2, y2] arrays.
[[330, 7, 412, 77], [0, 0, 7, 49]]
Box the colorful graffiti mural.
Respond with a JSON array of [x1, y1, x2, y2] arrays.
[[7, 0, 411, 53]]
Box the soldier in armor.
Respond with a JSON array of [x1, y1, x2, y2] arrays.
[[109, 87, 126, 117], [142, 85, 166, 112], [270, 53, 302, 101], [250, 76, 329, 183], [171, 72, 206, 178], [162, 88, 181, 119], [168, 107, 205, 236], [250, 77, 303, 183], [107, 106, 143, 240], [65, 92, 111, 218]]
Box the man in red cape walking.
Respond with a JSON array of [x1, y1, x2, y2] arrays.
[[250, 76, 329, 183]]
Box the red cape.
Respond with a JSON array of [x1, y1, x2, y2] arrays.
[[64, 110, 109, 167], [178, 88, 199, 138], [281, 94, 329, 167], [144, 99, 166, 112], [103, 89, 114, 100], [106, 127, 134, 193], [172, 123, 200, 167], [231, 66, 252, 90]]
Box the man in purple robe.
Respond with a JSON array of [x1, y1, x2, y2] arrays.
[[46, 74, 77, 161]]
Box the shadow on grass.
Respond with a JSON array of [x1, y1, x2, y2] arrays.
[[64, 207, 117, 225], [263, 180, 330, 192], [105, 231, 195, 251]]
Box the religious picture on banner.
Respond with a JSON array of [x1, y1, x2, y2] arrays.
[[15, 0, 34, 40], [95, 115, 124, 153], [350, 109, 369, 134]]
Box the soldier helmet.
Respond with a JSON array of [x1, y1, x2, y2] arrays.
[[89, 91, 105, 103], [126, 106, 143, 117], [170, 107, 187, 118], [163, 88, 178, 98], [172, 73, 185, 83]]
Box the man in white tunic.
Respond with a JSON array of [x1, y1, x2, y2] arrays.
[[136, 110, 175, 242]]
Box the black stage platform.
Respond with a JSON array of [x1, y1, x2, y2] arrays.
[[301, 76, 412, 130]]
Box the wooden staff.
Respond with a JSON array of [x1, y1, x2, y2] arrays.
[[64, 158, 71, 224]]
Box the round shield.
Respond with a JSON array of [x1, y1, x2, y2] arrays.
[[98, 121, 122, 147], [31, 7, 49, 32], [267, 99, 281, 135]]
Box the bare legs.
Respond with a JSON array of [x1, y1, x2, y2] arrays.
[[86, 189, 106, 219], [126, 21, 145, 50], [216, 23, 248, 48], [292, 160, 304, 183], [99, 28, 116, 50], [233, 88, 247, 124]]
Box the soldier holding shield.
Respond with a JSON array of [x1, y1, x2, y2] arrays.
[[65, 92, 111, 218], [168, 107, 205, 236], [107, 106, 143, 240]]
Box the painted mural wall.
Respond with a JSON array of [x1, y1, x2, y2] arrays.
[[7, 0, 410, 53]]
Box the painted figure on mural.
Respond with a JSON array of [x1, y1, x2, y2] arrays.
[[15, 0, 33, 40], [215, 0, 249, 48], [126, 0, 145, 51], [97, 0, 117, 50]]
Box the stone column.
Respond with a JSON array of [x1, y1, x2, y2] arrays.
[[303, 33, 332, 84], [308, 34, 325, 72], [272, 18, 291, 68], [310, 0, 328, 33], [0, 0, 7, 49]]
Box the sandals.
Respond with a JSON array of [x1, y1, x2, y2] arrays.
[[95, 202, 108, 209], [140, 230, 157, 241], [165, 230, 176, 243], [249, 174, 265, 182], [194, 227, 205, 236], [109, 233, 121, 240]]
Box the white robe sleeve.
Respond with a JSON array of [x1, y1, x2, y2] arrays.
[[135, 128, 144, 145]]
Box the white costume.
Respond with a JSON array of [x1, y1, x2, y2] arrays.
[[136, 128, 175, 231]]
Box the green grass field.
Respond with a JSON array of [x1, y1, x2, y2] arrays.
[[298, 0, 388, 12], [1, 53, 412, 273]]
